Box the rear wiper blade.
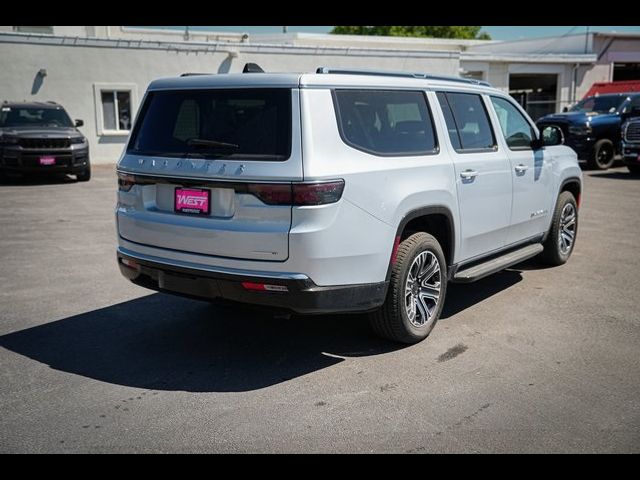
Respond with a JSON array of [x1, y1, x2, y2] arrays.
[[186, 138, 239, 150]]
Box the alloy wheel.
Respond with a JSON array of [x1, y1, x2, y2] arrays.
[[404, 251, 442, 328]]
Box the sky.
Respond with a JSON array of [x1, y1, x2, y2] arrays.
[[139, 26, 640, 40]]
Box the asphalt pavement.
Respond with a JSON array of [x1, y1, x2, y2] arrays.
[[0, 165, 638, 453]]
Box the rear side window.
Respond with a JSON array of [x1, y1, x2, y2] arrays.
[[436, 92, 496, 152], [333, 90, 438, 156], [128, 89, 292, 161]]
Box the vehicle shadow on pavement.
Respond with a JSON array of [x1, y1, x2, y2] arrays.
[[0, 173, 78, 187], [441, 270, 522, 319], [0, 293, 402, 393]]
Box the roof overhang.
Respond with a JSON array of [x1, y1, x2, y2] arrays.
[[461, 52, 597, 64]]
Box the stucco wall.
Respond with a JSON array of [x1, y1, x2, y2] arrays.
[[574, 64, 611, 100], [0, 36, 459, 163]]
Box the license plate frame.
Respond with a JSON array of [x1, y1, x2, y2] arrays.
[[174, 187, 211, 216]]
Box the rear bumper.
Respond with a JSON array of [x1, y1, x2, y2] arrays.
[[117, 248, 388, 315]]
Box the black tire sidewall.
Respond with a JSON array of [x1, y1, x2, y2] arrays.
[[590, 139, 615, 170], [544, 191, 578, 265], [77, 166, 91, 182], [393, 234, 447, 341]]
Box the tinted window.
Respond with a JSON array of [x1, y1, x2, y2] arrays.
[[0, 106, 73, 128], [490, 96, 535, 149], [438, 92, 496, 152], [129, 89, 292, 161], [628, 96, 640, 108], [570, 95, 625, 114], [334, 90, 438, 156]]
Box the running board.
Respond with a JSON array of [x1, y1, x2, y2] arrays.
[[452, 244, 544, 283]]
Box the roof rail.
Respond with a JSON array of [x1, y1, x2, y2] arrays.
[[180, 73, 211, 77], [315, 67, 492, 87]]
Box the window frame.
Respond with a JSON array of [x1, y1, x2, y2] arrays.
[[93, 83, 138, 137], [332, 88, 440, 158], [436, 91, 498, 154], [489, 95, 538, 152]]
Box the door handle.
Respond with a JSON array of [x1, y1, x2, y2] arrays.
[[460, 169, 478, 180], [515, 164, 529, 174]]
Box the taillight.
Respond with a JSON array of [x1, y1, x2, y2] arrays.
[[248, 180, 344, 206], [117, 172, 136, 192], [292, 181, 345, 206], [247, 184, 292, 205]]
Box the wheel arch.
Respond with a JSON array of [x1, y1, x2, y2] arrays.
[[385, 206, 456, 283], [560, 177, 582, 208], [543, 176, 582, 242]]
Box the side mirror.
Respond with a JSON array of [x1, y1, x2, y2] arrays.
[[75, 119, 84, 127], [533, 125, 564, 149], [562, 106, 569, 113]]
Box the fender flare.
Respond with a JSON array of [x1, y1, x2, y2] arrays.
[[543, 176, 582, 242], [384, 205, 456, 283]]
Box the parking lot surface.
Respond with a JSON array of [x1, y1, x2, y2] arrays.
[[0, 166, 639, 453]]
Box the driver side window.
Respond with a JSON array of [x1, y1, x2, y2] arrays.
[[490, 96, 535, 150]]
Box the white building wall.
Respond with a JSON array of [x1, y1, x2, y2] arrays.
[[487, 63, 510, 91], [0, 34, 459, 164], [575, 63, 612, 100]]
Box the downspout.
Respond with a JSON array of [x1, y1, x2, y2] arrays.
[[572, 63, 579, 105]]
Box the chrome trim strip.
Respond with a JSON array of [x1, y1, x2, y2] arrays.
[[117, 246, 309, 281]]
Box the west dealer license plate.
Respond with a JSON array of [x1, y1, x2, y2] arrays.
[[175, 188, 210, 215]]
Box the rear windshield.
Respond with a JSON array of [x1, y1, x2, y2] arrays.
[[128, 89, 292, 161]]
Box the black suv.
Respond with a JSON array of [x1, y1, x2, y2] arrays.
[[0, 101, 90, 181], [537, 93, 640, 170]]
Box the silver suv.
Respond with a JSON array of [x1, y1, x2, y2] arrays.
[[116, 67, 582, 344]]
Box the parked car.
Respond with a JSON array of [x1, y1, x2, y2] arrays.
[[621, 117, 640, 174], [116, 67, 582, 344], [0, 101, 90, 181], [536, 93, 640, 170]]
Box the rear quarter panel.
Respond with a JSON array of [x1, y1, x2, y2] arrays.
[[299, 88, 460, 283]]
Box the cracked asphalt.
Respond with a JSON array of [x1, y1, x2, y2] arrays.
[[0, 165, 639, 453]]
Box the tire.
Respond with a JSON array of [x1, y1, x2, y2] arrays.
[[369, 232, 447, 344], [76, 166, 91, 182], [540, 191, 578, 266], [628, 165, 640, 175], [587, 139, 615, 170]]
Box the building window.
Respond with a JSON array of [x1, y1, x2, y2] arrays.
[[509, 74, 558, 122], [13, 26, 53, 34], [101, 91, 132, 131], [93, 83, 137, 136]]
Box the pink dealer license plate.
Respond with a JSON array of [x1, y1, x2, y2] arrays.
[[39, 156, 56, 166], [175, 188, 210, 215]]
